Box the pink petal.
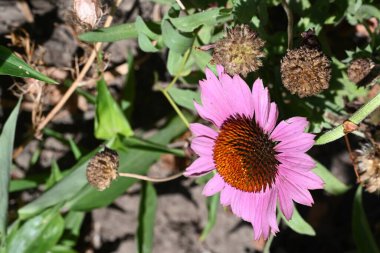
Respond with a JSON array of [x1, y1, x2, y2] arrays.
[[279, 165, 324, 190], [278, 175, 314, 206], [275, 133, 315, 153], [202, 173, 225, 196], [184, 157, 215, 177], [189, 123, 217, 139], [218, 74, 254, 118], [276, 153, 316, 170], [220, 185, 234, 206], [252, 79, 270, 129], [277, 182, 294, 220], [198, 80, 231, 126], [270, 117, 309, 141], [263, 102, 278, 134], [216, 65, 224, 77], [194, 102, 223, 128], [191, 136, 214, 156]]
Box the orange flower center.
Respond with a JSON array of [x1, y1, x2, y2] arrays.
[[213, 114, 278, 192]]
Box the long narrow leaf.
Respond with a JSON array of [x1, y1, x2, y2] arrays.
[[137, 182, 157, 253], [0, 98, 21, 246], [352, 186, 380, 253], [0, 46, 57, 84], [281, 206, 316, 236], [199, 193, 219, 241]]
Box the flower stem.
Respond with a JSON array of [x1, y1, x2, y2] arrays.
[[316, 92, 380, 145], [281, 0, 293, 49], [160, 49, 192, 128], [161, 89, 190, 128], [118, 171, 183, 183]]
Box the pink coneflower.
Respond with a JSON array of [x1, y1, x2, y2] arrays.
[[185, 65, 324, 240]]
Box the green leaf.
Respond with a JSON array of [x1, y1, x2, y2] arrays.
[[137, 182, 157, 253], [66, 114, 193, 211], [9, 179, 38, 193], [122, 51, 136, 120], [67, 138, 82, 160], [79, 23, 138, 42], [313, 161, 350, 195], [0, 46, 57, 83], [281, 206, 316, 236], [170, 8, 232, 32], [60, 211, 85, 248], [200, 193, 219, 241], [50, 245, 78, 253], [354, 5, 380, 22], [352, 186, 380, 253], [168, 87, 200, 111], [118, 136, 184, 157], [19, 114, 192, 217], [316, 92, 380, 145], [45, 161, 63, 190], [135, 16, 160, 40], [0, 98, 21, 246], [18, 148, 100, 219], [138, 33, 160, 53], [95, 78, 133, 139], [166, 50, 193, 76], [162, 20, 194, 54], [8, 207, 65, 253]]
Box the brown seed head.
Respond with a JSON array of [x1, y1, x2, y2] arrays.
[[355, 144, 380, 194], [280, 47, 331, 97], [86, 147, 119, 191], [212, 24, 265, 77], [347, 58, 375, 84]]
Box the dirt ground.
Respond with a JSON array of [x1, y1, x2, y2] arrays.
[[1, 1, 380, 253]]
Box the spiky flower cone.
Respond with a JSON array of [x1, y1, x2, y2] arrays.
[[86, 147, 119, 191], [280, 30, 331, 97], [347, 58, 375, 84], [212, 24, 265, 77], [356, 144, 380, 194]]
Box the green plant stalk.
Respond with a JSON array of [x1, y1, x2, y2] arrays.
[[161, 90, 190, 128], [316, 91, 380, 145], [161, 48, 192, 128], [164, 49, 191, 92]]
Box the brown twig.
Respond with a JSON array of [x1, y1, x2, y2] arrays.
[[118, 172, 183, 183], [343, 120, 361, 182], [35, 0, 123, 136], [281, 0, 293, 49]]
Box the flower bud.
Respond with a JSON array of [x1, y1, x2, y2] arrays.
[[73, 0, 102, 29]]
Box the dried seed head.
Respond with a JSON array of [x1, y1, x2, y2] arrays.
[[73, 0, 102, 29], [86, 147, 119, 191], [356, 144, 380, 194], [280, 47, 331, 97], [212, 24, 265, 77], [347, 58, 375, 84]]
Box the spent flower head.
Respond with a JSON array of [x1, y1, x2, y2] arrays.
[[211, 24, 265, 77], [347, 58, 375, 84], [281, 30, 331, 97], [356, 143, 380, 194], [86, 147, 119, 191]]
